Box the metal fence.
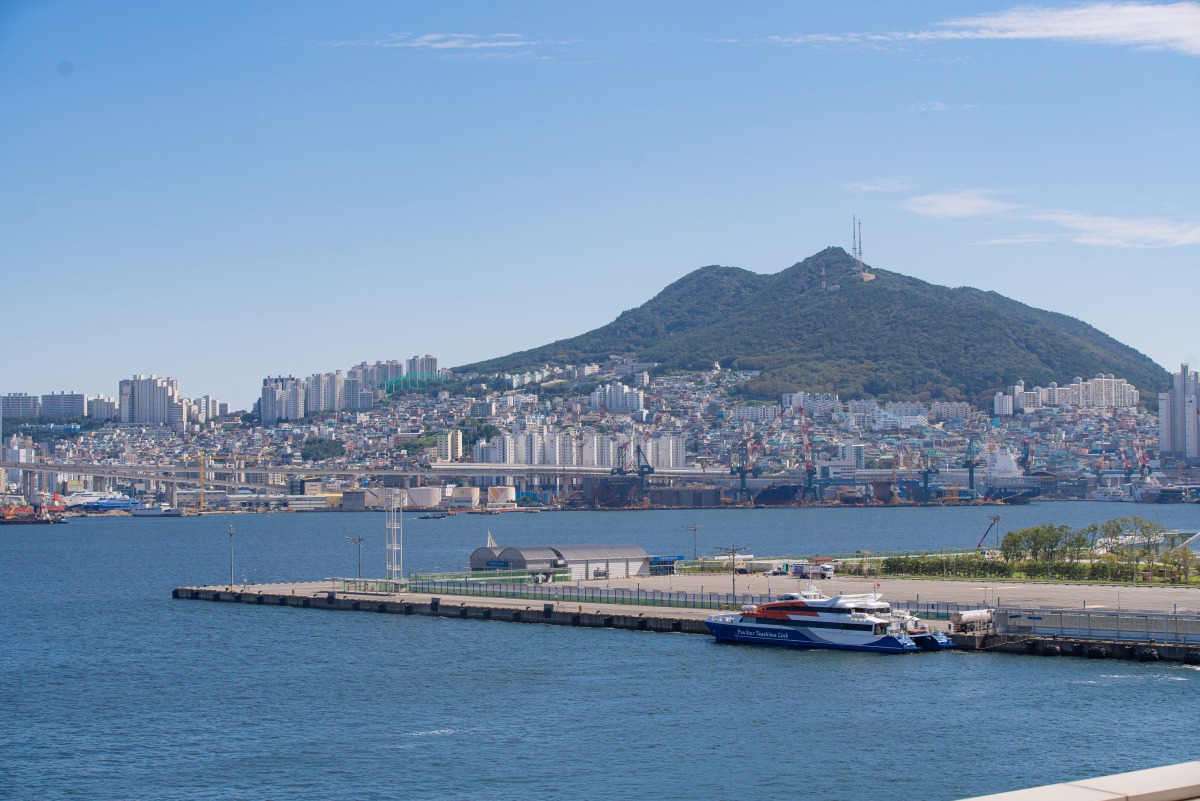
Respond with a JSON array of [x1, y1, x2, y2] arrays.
[[995, 608, 1200, 644], [889, 599, 991, 620], [333, 578, 995, 618], [406, 579, 775, 610]]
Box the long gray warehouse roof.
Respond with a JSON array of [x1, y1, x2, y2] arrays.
[[469, 544, 650, 569], [550, 545, 648, 561]]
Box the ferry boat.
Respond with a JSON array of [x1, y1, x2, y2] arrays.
[[130, 505, 184, 518], [705, 587, 955, 654]]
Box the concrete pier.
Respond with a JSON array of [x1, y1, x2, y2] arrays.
[[173, 578, 1200, 663], [172, 582, 712, 635], [951, 631, 1200, 663]]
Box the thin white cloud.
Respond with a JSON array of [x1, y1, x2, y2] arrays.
[[973, 233, 1060, 245], [1032, 210, 1200, 247], [902, 190, 1023, 218], [320, 32, 554, 57], [845, 178, 913, 193], [762, 2, 1200, 57], [912, 101, 949, 112], [905, 190, 1200, 248]]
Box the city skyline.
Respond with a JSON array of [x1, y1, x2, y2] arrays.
[[2, 2, 1197, 407]]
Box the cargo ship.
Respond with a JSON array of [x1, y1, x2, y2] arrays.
[[706, 587, 954, 654]]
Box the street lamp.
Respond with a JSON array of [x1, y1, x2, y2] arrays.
[[716, 545, 746, 601], [346, 536, 365, 580], [228, 524, 235, 589], [682, 523, 702, 560]]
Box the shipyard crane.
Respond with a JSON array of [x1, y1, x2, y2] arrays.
[[1017, 436, 1039, 476], [1136, 442, 1151, 478], [918, 454, 940, 503], [633, 443, 655, 499], [1120, 448, 1136, 482], [729, 434, 761, 504], [962, 437, 983, 498]]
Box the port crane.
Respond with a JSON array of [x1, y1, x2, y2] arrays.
[[1017, 436, 1039, 476], [918, 454, 940, 503], [729, 437, 757, 504]]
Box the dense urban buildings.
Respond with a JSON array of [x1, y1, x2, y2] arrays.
[[5, 349, 1198, 510]]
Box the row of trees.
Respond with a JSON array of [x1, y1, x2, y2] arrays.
[[872, 517, 1199, 584]]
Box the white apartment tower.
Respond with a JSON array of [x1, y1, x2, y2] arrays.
[[118, 375, 182, 425], [1160, 364, 1200, 465], [406, 354, 439, 377]]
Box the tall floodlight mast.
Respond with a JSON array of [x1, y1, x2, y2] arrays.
[[385, 489, 406, 582]]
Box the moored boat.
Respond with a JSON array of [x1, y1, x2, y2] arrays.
[[1, 506, 68, 525], [130, 505, 183, 518], [705, 587, 954, 654]]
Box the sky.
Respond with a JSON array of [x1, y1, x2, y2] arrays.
[[2, 1, 1198, 409]]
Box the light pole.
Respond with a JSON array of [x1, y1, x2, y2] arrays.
[[682, 524, 702, 561], [716, 545, 746, 601], [228, 524, 235, 589], [346, 536, 365, 579]]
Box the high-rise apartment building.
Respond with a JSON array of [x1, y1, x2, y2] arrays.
[[1, 393, 41, 418], [589, 383, 645, 413], [41, 392, 87, 417], [436, 430, 463, 461], [406, 354, 438, 377], [118, 375, 182, 425], [1160, 364, 1199, 465], [88, 396, 119, 421], [260, 377, 306, 423]]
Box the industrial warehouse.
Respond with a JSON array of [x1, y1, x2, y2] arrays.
[[469, 542, 651, 581]]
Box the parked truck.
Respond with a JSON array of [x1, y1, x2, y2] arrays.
[[791, 562, 834, 580]]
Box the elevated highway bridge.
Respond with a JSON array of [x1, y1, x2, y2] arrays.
[[0, 459, 723, 491]]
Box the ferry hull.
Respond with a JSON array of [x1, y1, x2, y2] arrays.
[[705, 617, 921, 654]]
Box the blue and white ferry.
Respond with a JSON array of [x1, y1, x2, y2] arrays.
[[706, 587, 955, 654]]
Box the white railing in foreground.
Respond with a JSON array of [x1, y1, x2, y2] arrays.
[[957, 760, 1200, 801]]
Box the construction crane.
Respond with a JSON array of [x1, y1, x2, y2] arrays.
[[977, 515, 1003, 550]]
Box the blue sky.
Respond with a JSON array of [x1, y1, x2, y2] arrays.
[[2, 1, 1197, 408]]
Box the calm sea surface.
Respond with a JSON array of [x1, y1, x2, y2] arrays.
[[3, 503, 1199, 801]]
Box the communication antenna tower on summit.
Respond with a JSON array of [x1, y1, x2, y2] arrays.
[[851, 216, 876, 282]]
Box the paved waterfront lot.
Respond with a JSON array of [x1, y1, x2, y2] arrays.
[[602, 574, 1200, 614], [216, 574, 1200, 618]]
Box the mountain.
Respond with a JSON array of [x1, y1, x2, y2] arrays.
[[458, 248, 1170, 404]]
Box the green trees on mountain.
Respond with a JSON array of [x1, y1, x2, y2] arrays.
[[457, 248, 1169, 404]]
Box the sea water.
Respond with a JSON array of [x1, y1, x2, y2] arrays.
[[2, 504, 1198, 800]]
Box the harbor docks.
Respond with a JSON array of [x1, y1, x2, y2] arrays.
[[174, 574, 1200, 662]]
